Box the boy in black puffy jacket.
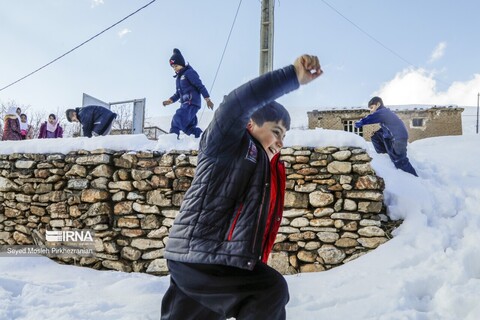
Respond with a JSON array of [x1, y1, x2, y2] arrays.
[[161, 54, 323, 320], [65, 105, 117, 137]]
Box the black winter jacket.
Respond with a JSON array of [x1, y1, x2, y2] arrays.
[[164, 65, 299, 270], [77, 105, 117, 137]]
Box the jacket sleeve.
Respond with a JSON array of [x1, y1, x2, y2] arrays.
[[359, 109, 384, 125], [82, 123, 93, 137], [91, 106, 114, 136], [170, 91, 180, 103], [201, 65, 299, 155], [169, 76, 180, 102], [58, 125, 64, 138], [184, 69, 210, 98], [80, 108, 94, 137]]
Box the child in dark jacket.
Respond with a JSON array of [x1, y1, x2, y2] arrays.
[[38, 114, 63, 139], [65, 105, 117, 137], [161, 54, 323, 320], [355, 96, 418, 176], [162, 48, 214, 139]]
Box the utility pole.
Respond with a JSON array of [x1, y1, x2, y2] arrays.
[[259, 0, 274, 75], [477, 93, 479, 134]]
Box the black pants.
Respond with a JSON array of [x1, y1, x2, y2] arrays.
[[161, 260, 289, 320]]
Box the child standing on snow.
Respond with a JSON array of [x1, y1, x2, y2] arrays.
[[38, 113, 63, 139], [19, 113, 34, 140], [2, 107, 22, 141], [161, 54, 323, 320], [162, 48, 214, 139]]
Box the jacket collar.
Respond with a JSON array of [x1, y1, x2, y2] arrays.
[[173, 64, 190, 78]]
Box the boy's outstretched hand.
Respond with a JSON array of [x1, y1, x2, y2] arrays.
[[293, 54, 323, 85]]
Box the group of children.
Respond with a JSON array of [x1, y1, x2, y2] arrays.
[[1, 105, 119, 141], [2, 49, 417, 319], [2, 107, 63, 141]]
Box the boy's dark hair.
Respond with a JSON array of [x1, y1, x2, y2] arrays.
[[251, 101, 291, 130], [65, 109, 75, 122], [368, 96, 384, 107], [49, 113, 56, 120], [20, 113, 27, 118]]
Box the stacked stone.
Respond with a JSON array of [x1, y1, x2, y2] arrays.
[[0, 146, 397, 276], [105, 150, 197, 275], [0, 149, 198, 276], [268, 146, 390, 275], [1, 153, 56, 246]]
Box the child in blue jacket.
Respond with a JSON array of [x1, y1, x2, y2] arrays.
[[66, 105, 117, 137], [163, 48, 214, 138], [355, 96, 418, 176]]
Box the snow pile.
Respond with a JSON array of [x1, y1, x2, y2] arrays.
[[0, 131, 480, 319]]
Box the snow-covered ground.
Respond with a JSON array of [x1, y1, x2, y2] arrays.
[[1, 120, 480, 319]]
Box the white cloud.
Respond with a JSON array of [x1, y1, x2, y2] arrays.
[[91, 0, 104, 8], [118, 28, 132, 38], [428, 42, 447, 63], [375, 68, 480, 106]]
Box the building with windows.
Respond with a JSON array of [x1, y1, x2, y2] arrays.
[[307, 105, 464, 142]]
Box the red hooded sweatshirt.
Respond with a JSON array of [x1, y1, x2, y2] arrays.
[[261, 152, 286, 262]]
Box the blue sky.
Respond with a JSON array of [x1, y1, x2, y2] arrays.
[[1, 0, 479, 121]]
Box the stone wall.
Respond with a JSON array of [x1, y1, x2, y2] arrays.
[[0, 146, 398, 275]]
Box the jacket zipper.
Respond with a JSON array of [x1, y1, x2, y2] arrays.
[[227, 203, 243, 241], [251, 156, 270, 253], [261, 161, 284, 255]]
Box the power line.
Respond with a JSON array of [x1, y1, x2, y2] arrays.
[[320, 0, 416, 67], [0, 0, 157, 93], [198, 0, 243, 123], [209, 0, 243, 95], [320, 0, 456, 89]]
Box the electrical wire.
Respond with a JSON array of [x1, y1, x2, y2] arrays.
[[319, 0, 456, 89], [198, 0, 243, 123], [208, 0, 243, 95], [0, 0, 157, 92], [320, 0, 416, 67]]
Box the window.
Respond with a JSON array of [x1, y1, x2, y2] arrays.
[[343, 120, 363, 137], [412, 118, 424, 127]]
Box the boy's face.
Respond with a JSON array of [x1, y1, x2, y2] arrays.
[[248, 120, 287, 160], [20, 115, 27, 123], [369, 102, 380, 113], [171, 64, 183, 73], [70, 112, 79, 122]]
